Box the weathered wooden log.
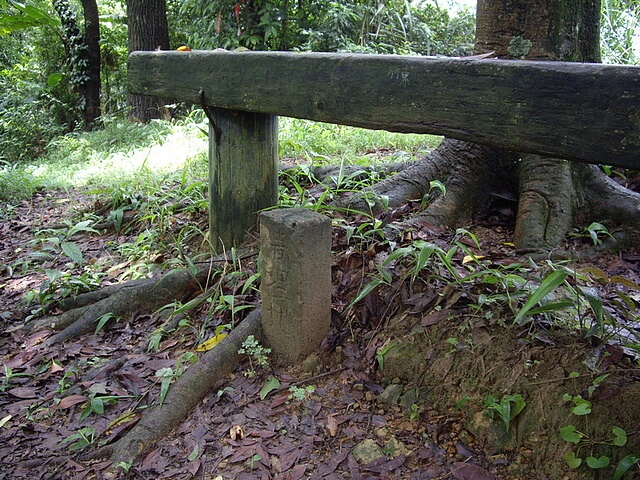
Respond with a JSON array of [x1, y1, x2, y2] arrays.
[[207, 107, 277, 250], [128, 50, 640, 169]]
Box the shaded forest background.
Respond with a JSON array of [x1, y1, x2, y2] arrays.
[[1, 0, 639, 178]]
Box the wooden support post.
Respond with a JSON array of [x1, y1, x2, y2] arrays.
[[260, 208, 332, 363], [208, 107, 278, 251]]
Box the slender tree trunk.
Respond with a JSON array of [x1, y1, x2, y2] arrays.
[[126, 0, 171, 122], [80, 0, 101, 127]]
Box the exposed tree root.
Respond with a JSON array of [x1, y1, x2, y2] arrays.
[[338, 138, 640, 250], [336, 138, 485, 213], [23, 255, 239, 347], [84, 308, 262, 474]]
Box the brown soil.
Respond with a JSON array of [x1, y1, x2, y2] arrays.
[[1, 189, 639, 480]]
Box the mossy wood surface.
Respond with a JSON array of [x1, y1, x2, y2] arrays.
[[208, 108, 278, 250], [129, 50, 640, 169]]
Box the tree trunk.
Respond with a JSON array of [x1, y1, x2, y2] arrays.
[[475, 0, 601, 62], [126, 0, 171, 122], [80, 0, 101, 127], [356, 0, 639, 251]]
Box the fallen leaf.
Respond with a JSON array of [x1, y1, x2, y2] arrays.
[[50, 361, 64, 373], [0, 415, 12, 428], [326, 414, 339, 437], [8, 387, 39, 399], [230, 424, 244, 441], [451, 462, 497, 480], [196, 333, 227, 352], [54, 395, 88, 409]]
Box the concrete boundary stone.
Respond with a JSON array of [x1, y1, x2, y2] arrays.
[[259, 208, 331, 363]]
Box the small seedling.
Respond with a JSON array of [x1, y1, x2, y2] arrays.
[[560, 373, 639, 476], [155, 367, 176, 405], [288, 385, 315, 401], [238, 335, 271, 378], [61, 426, 96, 452], [408, 403, 422, 422], [116, 461, 133, 473], [376, 342, 397, 369], [484, 393, 526, 434]]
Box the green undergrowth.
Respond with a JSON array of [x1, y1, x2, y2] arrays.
[[6, 112, 640, 480]]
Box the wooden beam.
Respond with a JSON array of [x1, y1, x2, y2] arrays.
[[207, 108, 277, 250], [128, 51, 640, 169]]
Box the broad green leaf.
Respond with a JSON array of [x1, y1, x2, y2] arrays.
[[586, 455, 610, 468], [560, 425, 582, 443], [523, 300, 576, 316], [572, 400, 592, 416], [382, 246, 413, 265], [61, 241, 83, 264], [514, 269, 569, 323], [500, 399, 512, 431], [67, 219, 99, 236], [47, 72, 63, 87], [91, 397, 104, 414], [429, 180, 446, 196], [612, 426, 628, 446], [159, 377, 171, 405], [259, 375, 280, 400], [565, 451, 582, 468], [509, 394, 526, 418], [613, 454, 640, 480], [346, 278, 383, 310], [95, 313, 115, 335]]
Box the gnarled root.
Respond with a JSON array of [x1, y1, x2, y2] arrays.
[[29, 265, 215, 346], [84, 309, 262, 474]]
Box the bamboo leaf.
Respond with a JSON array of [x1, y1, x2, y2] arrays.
[[514, 269, 569, 322]]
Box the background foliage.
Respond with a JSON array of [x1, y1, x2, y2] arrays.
[[0, 0, 638, 176]]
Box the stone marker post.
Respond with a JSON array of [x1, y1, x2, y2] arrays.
[[260, 208, 331, 363]]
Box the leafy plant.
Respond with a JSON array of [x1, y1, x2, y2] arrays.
[[570, 221, 615, 246], [376, 342, 397, 370], [61, 426, 96, 452], [259, 375, 281, 400], [484, 393, 526, 434], [560, 372, 639, 476], [1, 365, 32, 392], [238, 335, 271, 378], [155, 367, 176, 405], [288, 385, 315, 401]]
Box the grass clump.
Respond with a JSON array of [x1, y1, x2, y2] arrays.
[[0, 161, 40, 205], [279, 117, 441, 164]]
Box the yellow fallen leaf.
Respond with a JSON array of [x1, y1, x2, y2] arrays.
[[196, 333, 227, 352], [462, 254, 485, 264], [105, 410, 140, 435]]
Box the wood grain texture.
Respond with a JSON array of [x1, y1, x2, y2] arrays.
[[208, 108, 278, 250], [129, 51, 640, 169]]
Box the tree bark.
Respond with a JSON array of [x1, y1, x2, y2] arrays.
[[52, 0, 101, 129], [86, 309, 263, 471], [126, 0, 171, 122], [80, 0, 101, 127], [373, 0, 639, 251]]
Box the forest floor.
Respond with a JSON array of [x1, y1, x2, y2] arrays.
[[1, 184, 640, 480]]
